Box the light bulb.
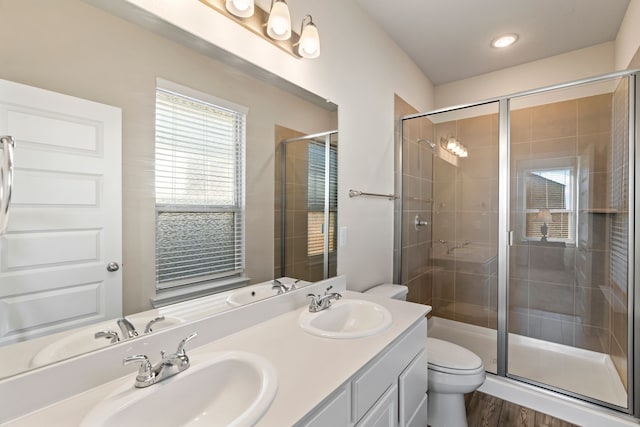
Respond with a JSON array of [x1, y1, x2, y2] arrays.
[[491, 33, 519, 48], [298, 20, 320, 58], [267, 1, 291, 40], [225, 0, 254, 18]]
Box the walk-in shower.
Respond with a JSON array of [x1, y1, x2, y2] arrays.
[[396, 70, 639, 417], [275, 129, 338, 282]]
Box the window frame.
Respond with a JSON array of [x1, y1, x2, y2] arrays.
[[153, 78, 248, 301], [516, 156, 578, 245]]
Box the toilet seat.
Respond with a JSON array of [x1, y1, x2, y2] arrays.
[[427, 337, 484, 375]]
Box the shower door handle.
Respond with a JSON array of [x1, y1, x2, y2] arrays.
[[508, 230, 514, 246], [415, 215, 429, 230]]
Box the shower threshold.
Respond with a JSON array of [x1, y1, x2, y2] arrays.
[[428, 316, 627, 408]]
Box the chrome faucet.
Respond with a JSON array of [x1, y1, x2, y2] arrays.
[[144, 316, 166, 333], [94, 330, 120, 344], [307, 286, 342, 312], [447, 240, 472, 255], [272, 279, 289, 294], [123, 332, 197, 388], [117, 317, 138, 339]]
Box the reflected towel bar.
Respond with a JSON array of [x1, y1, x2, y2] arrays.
[[348, 189, 399, 200]]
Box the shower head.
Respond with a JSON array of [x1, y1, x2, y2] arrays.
[[416, 138, 436, 150]]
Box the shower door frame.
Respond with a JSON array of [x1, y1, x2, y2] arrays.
[[396, 69, 640, 417], [280, 130, 338, 281]]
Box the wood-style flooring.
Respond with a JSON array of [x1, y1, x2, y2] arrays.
[[465, 392, 579, 427]]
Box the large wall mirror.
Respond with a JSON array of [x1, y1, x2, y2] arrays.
[[0, 0, 337, 379]]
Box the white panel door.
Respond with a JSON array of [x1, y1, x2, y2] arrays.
[[0, 79, 122, 345]]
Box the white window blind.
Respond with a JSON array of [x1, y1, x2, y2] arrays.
[[307, 141, 337, 256], [155, 85, 246, 289], [524, 168, 574, 241]]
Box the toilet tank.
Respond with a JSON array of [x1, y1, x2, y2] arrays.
[[364, 284, 408, 301]]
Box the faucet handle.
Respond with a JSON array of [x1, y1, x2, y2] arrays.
[[143, 316, 165, 333], [176, 332, 198, 355], [123, 354, 154, 386], [94, 330, 120, 344]]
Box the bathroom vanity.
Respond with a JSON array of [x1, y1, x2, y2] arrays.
[[0, 276, 430, 426]]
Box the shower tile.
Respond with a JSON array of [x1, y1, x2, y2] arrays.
[[433, 180, 456, 213], [459, 145, 498, 179], [510, 107, 532, 143], [530, 136, 577, 158], [577, 94, 612, 135], [578, 133, 611, 174], [407, 140, 420, 178], [454, 272, 490, 306], [457, 114, 495, 148], [403, 211, 419, 247], [528, 314, 574, 346], [610, 338, 628, 389], [432, 269, 455, 300], [404, 175, 422, 211], [574, 324, 609, 353], [509, 309, 529, 335], [574, 286, 609, 329], [528, 245, 575, 285], [419, 145, 434, 180], [407, 273, 433, 306], [531, 99, 576, 140], [456, 178, 493, 212], [509, 245, 529, 280], [432, 211, 455, 243], [434, 156, 457, 182], [455, 211, 492, 244], [509, 279, 529, 312], [528, 281, 575, 317], [431, 298, 455, 320]]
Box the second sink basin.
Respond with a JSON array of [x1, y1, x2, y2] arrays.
[[80, 351, 278, 427], [299, 299, 392, 339]]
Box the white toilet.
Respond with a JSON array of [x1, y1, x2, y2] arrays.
[[364, 284, 485, 427]]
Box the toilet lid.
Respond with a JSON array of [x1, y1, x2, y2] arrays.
[[427, 337, 483, 371]]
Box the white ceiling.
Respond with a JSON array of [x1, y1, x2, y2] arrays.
[[354, 0, 630, 85]]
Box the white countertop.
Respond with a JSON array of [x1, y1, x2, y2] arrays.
[[3, 290, 430, 427]]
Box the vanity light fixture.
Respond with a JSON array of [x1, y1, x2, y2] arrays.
[[298, 15, 320, 58], [267, 0, 292, 40], [201, 0, 320, 59], [225, 0, 254, 18], [440, 136, 468, 158], [491, 33, 519, 48]]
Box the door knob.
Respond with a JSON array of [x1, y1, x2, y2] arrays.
[[107, 262, 120, 272]]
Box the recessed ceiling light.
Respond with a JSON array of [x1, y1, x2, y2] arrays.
[[491, 33, 519, 48]]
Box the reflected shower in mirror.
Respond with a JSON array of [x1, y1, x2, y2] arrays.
[[0, 0, 337, 379]]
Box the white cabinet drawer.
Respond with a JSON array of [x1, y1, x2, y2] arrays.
[[399, 349, 427, 426], [352, 318, 426, 422], [356, 384, 398, 427]]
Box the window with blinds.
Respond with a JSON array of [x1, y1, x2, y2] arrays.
[[524, 168, 574, 242], [155, 84, 246, 290], [307, 141, 337, 256]]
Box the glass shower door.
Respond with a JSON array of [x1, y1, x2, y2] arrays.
[[402, 102, 501, 374], [275, 130, 338, 282], [507, 76, 631, 409]]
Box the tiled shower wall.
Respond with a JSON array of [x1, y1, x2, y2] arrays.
[[395, 95, 434, 306]]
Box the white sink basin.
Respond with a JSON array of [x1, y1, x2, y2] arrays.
[[30, 315, 184, 367], [299, 299, 392, 339], [226, 283, 280, 307], [80, 351, 278, 427]]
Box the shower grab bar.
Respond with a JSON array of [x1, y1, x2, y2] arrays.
[[0, 136, 15, 235], [348, 189, 399, 200]]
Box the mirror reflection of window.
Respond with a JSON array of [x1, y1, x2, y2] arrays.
[[523, 164, 575, 243], [307, 141, 337, 256], [154, 81, 247, 293]]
